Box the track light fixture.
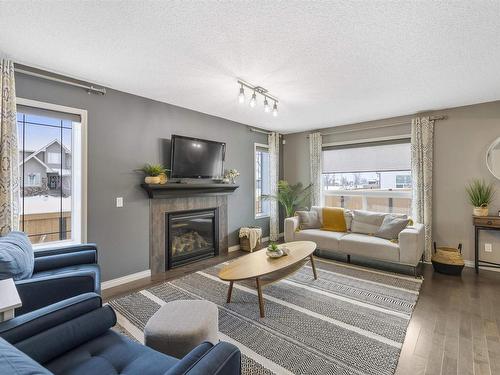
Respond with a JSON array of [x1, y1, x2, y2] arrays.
[[237, 79, 279, 116], [238, 84, 245, 104], [263, 97, 270, 112], [249, 90, 257, 108]]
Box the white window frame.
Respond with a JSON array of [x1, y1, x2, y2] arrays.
[[17, 98, 88, 249], [254, 143, 270, 219]]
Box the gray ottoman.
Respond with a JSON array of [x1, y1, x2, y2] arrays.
[[144, 300, 219, 358]]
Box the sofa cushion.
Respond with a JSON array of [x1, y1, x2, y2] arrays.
[[0, 337, 52, 375], [339, 233, 400, 263], [294, 229, 347, 250], [45, 330, 178, 375], [351, 210, 387, 235], [296, 210, 321, 230], [376, 215, 410, 240], [31, 264, 101, 293], [0, 231, 34, 280]]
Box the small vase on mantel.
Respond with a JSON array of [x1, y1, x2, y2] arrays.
[[473, 206, 489, 217], [158, 173, 168, 184]]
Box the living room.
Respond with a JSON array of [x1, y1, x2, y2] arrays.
[[0, 2, 499, 375]]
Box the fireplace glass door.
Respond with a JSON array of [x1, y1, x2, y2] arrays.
[[167, 209, 218, 269]]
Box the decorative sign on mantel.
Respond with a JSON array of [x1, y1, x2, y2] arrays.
[[140, 183, 239, 199]]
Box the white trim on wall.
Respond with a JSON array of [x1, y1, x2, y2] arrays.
[[16, 97, 88, 246], [101, 269, 152, 290]]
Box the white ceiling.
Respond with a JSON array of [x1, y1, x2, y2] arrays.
[[1, 1, 499, 133]]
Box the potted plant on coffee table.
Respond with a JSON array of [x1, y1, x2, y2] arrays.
[[266, 242, 283, 258], [466, 179, 496, 217]]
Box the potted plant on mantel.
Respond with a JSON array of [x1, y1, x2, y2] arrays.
[[466, 179, 496, 217], [141, 164, 169, 184]]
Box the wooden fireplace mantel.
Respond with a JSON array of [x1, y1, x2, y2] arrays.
[[141, 183, 239, 199]]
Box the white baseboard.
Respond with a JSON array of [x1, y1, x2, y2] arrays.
[[228, 244, 241, 252], [101, 269, 152, 290], [229, 233, 284, 253]]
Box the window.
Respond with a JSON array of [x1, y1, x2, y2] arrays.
[[255, 143, 271, 218], [26, 173, 41, 187], [322, 139, 412, 215], [17, 100, 86, 246], [47, 152, 61, 164]]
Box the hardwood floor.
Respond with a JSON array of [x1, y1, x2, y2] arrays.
[[396, 265, 500, 375], [104, 253, 500, 375]]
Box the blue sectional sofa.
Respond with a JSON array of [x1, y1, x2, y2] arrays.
[[0, 231, 100, 316], [0, 293, 241, 374]]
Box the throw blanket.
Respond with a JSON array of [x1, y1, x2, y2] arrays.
[[239, 227, 262, 250], [321, 207, 347, 232]]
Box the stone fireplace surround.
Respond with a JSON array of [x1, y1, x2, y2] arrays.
[[142, 184, 238, 275]]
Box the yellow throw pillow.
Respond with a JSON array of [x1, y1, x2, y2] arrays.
[[321, 207, 347, 232]]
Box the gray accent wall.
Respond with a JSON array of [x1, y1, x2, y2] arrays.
[[15, 72, 271, 281], [283, 101, 500, 265]]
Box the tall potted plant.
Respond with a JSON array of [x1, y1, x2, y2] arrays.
[[465, 179, 496, 216], [263, 180, 313, 217]]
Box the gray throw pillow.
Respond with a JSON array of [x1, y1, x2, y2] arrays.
[[351, 210, 387, 235], [296, 210, 321, 230], [376, 215, 410, 240], [0, 231, 34, 280]]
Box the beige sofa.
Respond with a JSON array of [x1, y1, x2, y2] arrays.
[[285, 207, 425, 272]]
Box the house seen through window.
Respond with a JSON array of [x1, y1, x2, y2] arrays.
[[322, 140, 412, 215], [17, 104, 84, 245], [255, 144, 271, 218]]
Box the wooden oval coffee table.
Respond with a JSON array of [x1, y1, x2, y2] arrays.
[[218, 241, 317, 317]]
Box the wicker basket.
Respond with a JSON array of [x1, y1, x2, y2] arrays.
[[431, 242, 465, 276], [240, 236, 261, 252]]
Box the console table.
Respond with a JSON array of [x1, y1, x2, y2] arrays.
[[474, 216, 500, 273]]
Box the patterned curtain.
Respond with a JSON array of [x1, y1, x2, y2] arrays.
[[0, 59, 19, 235], [268, 132, 280, 242], [309, 132, 323, 207], [411, 116, 434, 261]]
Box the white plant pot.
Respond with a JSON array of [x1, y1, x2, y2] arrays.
[[145, 176, 161, 184], [473, 206, 489, 217], [266, 248, 284, 258]]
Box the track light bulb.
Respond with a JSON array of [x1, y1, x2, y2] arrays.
[[249, 91, 257, 108], [238, 85, 245, 104], [264, 97, 270, 112], [272, 102, 278, 117]]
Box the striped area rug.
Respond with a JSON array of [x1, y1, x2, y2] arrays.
[[108, 257, 422, 375]]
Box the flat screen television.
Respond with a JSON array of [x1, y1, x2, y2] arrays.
[[170, 135, 225, 179]]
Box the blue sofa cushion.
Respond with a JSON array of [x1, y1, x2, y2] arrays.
[[1, 293, 102, 345], [0, 337, 52, 375], [45, 330, 179, 375], [16, 305, 116, 364], [0, 231, 34, 280], [31, 263, 101, 293]]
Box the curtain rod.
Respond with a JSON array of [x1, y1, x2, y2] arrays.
[[307, 115, 447, 138], [14, 66, 106, 95]]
